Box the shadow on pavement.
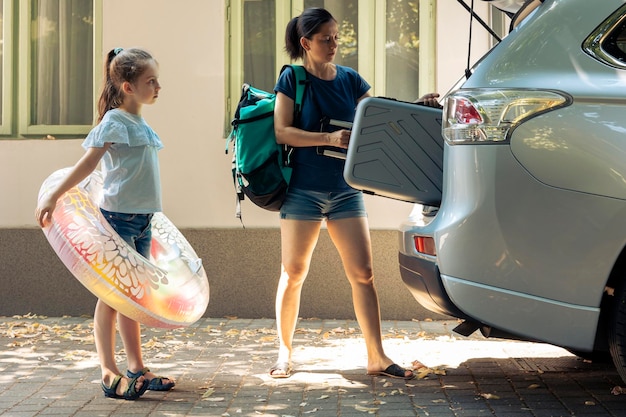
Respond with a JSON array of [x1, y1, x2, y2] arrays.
[[0, 315, 623, 416]]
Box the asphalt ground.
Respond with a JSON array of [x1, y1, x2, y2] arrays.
[[0, 315, 624, 417]]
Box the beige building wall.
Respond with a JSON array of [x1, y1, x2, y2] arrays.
[[0, 1, 496, 320]]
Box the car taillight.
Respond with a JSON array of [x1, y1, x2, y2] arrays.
[[414, 236, 436, 256], [454, 97, 483, 125], [443, 89, 570, 144]]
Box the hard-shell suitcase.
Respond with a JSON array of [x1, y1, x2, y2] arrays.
[[344, 97, 444, 206]]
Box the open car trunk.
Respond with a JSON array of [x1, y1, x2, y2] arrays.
[[343, 1, 542, 208]]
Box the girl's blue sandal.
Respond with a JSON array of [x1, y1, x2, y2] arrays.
[[127, 367, 175, 391], [101, 374, 148, 400]]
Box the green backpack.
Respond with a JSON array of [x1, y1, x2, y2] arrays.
[[227, 65, 307, 219]]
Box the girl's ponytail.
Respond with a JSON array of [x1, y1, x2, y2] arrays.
[[96, 49, 124, 123]]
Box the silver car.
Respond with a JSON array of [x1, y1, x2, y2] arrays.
[[346, 0, 626, 384]]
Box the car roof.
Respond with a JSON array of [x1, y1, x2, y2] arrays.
[[464, 0, 626, 90]]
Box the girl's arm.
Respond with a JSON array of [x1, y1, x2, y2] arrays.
[[36, 144, 110, 227], [274, 92, 350, 149]]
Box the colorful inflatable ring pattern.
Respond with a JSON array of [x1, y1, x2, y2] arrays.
[[38, 168, 209, 329]]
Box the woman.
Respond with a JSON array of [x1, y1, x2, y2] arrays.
[[271, 7, 439, 379]]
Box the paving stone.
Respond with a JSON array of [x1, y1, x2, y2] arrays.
[[0, 316, 624, 416]]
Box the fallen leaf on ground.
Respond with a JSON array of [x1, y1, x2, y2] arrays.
[[201, 387, 215, 398], [354, 404, 378, 413], [412, 360, 426, 369]]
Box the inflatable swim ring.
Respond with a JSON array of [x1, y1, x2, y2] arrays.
[[37, 168, 210, 329]]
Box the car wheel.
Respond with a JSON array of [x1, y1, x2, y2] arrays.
[[609, 282, 626, 384]]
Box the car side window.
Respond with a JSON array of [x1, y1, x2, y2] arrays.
[[583, 5, 626, 69], [603, 21, 626, 63]]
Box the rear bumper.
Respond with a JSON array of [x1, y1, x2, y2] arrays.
[[398, 252, 470, 319]]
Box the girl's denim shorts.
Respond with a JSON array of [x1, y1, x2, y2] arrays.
[[280, 187, 367, 221], [100, 208, 153, 258]]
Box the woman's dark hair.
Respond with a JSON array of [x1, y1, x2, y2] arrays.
[[97, 48, 155, 123], [285, 7, 336, 60]]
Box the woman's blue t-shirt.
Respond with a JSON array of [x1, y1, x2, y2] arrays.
[[274, 65, 370, 192]]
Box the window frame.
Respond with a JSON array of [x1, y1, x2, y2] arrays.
[[0, 0, 13, 135], [583, 4, 626, 70], [225, 0, 436, 135], [13, 0, 103, 138], [488, 5, 510, 48]]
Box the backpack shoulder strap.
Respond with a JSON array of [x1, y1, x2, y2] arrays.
[[290, 64, 307, 116], [278, 64, 308, 170], [280, 64, 308, 119]]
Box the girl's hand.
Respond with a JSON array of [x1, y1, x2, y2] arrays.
[[34, 145, 108, 228], [35, 196, 57, 228], [327, 129, 351, 149], [415, 93, 442, 108]]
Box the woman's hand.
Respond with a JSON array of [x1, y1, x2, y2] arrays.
[[327, 129, 351, 149], [414, 93, 442, 108]]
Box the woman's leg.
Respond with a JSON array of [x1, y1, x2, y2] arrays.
[[272, 219, 321, 374], [326, 217, 413, 378]]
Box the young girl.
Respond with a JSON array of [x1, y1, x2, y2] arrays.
[[36, 47, 174, 400]]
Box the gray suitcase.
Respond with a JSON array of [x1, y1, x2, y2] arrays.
[[344, 96, 444, 206]]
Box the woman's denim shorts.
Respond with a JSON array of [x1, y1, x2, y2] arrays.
[[100, 208, 153, 258], [280, 187, 367, 221]]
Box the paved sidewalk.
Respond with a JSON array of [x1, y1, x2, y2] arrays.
[[0, 315, 624, 417]]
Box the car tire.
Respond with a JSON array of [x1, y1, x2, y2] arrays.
[[609, 282, 626, 384]]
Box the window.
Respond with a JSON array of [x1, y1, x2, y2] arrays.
[[226, 0, 436, 133], [488, 5, 510, 48], [0, 0, 10, 135], [1, 0, 101, 139], [582, 5, 626, 69]]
